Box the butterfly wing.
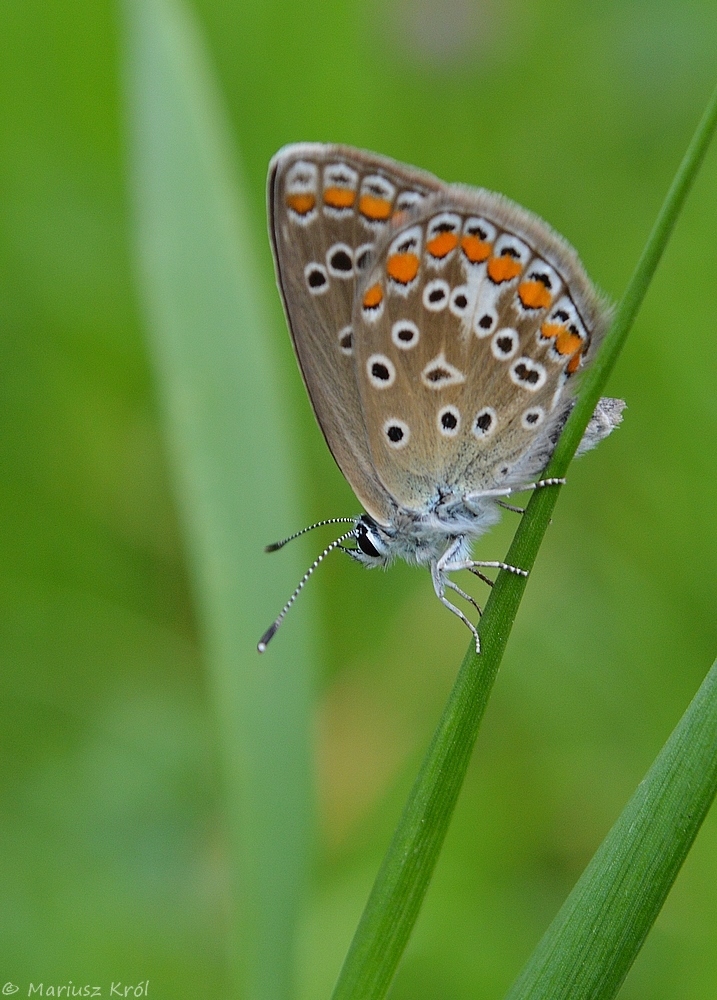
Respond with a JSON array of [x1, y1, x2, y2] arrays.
[[351, 187, 612, 510], [268, 143, 444, 523]]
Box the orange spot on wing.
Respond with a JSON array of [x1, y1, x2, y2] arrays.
[[519, 280, 552, 310], [287, 193, 316, 215], [386, 252, 420, 284], [460, 235, 491, 263], [363, 283, 383, 309], [566, 351, 582, 374], [359, 195, 392, 221], [426, 232, 459, 258], [324, 187, 355, 209], [555, 329, 583, 356], [487, 256, 522, 283], [540, 322, 564, 340]]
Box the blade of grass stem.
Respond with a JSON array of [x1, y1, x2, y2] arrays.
[[506, 655, 717, 1000], [331, 80, 717, 1000], [123, 1, 314, 997]]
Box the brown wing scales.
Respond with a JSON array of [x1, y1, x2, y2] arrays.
[[352, 189, 610, 510]]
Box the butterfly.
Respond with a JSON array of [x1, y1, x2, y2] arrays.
[[259, 143, 624, 652]]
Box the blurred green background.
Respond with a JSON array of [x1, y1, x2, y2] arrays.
[[3, 0, 717, 997]]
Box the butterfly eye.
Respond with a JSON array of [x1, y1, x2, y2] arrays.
[[356, 522, 381, 557]]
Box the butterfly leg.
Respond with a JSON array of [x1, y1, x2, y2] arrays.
[[496, 500, 525, 514], [445, 579, 483, 616], [467, 566, 494, 587], [431, 553, 481, 653], [447, 559, 529, 578], [466, 478, 565, 504]]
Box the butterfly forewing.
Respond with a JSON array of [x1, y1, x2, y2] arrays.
[[351, 187, 611, 510], [268, 143, 444, 523]]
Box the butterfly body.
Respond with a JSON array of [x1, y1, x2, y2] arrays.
[[261, 144, 624, 651]]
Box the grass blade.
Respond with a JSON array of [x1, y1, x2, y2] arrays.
[[331, 81, 717, 1000], [123, 0, 314, 996], [506, 656, 717, 1000]]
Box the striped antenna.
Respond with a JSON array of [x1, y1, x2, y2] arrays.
[[258, 527, 357, 652], [265, 517, 358, 552]]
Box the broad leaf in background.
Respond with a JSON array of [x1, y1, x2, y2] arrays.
[[124, 0, 314, 997]]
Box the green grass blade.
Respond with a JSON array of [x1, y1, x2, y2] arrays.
[[331, 80, 717, 1000], [123, 1, 314, 997], [506, 656, 717, 1000]]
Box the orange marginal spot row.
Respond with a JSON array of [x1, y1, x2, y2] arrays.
[[460, 235, 491, 263], [324, 187, 356, 209], [555, 329, 583, 356], [566, 351, 582, 374], [386, 252, 420, 284], [426, 232, 459, 259], [359, 195, 393, 221], [487, 256, 522, 283], [363, 283, 383, 309], [518, 280, 552, 310], [286, 193, 316, 215]]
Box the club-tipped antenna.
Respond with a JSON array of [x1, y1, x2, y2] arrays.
[[258, 527, 357, 652], [264, 517, 358, 553]]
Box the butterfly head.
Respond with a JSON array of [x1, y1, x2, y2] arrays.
[[350, 514, 392, 567]]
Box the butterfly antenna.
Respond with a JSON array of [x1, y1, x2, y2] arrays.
[[264, 517, 359, 553], [258, 527, 357, 652]]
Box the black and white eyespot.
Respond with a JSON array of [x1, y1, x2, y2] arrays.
[[285, 160, 319, 225], [391, 320, 420, 350], [437, 405, 461, 437], [395, 190, 424, 213], [463, 216, 497, 242], [472, 407, 497, 439], [422, 279, 450, 311], [421, 352, 466, 389], [510, 357, 547, 391], [449, 285, 473, 317], [383, 418, 410, 449], [521, 406, 545, 429], [322, 163, 358, 217], [367, 353, 396, 389], [493, 233, 530, 266], [474, 308, 498, 338], [354, 243, 374, 273], [326, 243, 354, 278], [491, 327, 519, 360], [337, 325, 353, 355], [304, 262, 329, 295]]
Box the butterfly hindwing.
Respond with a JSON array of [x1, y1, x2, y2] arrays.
[[351, 187, 612, 511]]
